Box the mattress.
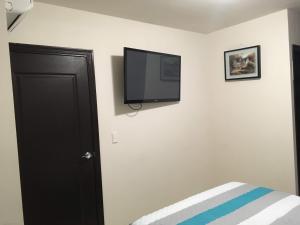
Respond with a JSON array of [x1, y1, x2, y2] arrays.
[[131, 182, 300, 225]]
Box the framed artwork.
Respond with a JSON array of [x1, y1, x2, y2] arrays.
[[224, 45, 261, 81]]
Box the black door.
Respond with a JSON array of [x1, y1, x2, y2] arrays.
[[293, 45, 300, 192], [9, 43, 104, 225]]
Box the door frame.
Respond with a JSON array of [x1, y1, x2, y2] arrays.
[[292, 44, 300, 195], [9, 43, 105, 225]]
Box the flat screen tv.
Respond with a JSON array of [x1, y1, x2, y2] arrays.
[[124, 47, 181, 104]]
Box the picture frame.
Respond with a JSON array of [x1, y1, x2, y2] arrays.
[[224, 45, 261, 81]]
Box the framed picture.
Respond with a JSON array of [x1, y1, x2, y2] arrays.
[[224, 45, 261, 81]]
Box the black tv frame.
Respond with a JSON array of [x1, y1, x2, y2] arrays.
[[124, 47, 181, 104]]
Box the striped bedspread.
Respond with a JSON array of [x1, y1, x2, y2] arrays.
[[131, 182, 300, 225]]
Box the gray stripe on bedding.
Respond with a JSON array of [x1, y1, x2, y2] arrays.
[[270, 204, 300, 225], [209, 191, 289, 225], [151, 184, 256, 225]]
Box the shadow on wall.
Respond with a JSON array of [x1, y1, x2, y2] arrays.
[[111, 55, 179, 116]]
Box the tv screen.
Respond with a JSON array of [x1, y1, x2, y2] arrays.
[[124, 48, 181, 103]]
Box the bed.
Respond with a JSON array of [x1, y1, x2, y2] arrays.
[[131, 182, 300, 225]]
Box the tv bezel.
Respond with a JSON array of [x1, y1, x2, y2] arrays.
[[124, 47, 181, 104]]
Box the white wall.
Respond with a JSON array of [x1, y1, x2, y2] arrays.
[[1, 3, 298, 225], [6, 3, 214, 225], [0, 4, 24, 225], [206, 10, 296, 193]]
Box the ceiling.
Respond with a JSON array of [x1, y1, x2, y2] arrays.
[[36, 0, 300, 33]]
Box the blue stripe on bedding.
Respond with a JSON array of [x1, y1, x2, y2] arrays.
[[177, 187, 273, 225]]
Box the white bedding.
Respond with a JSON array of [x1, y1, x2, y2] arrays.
[[131, 182, 300, 225], [132, 182, 244, 225]]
